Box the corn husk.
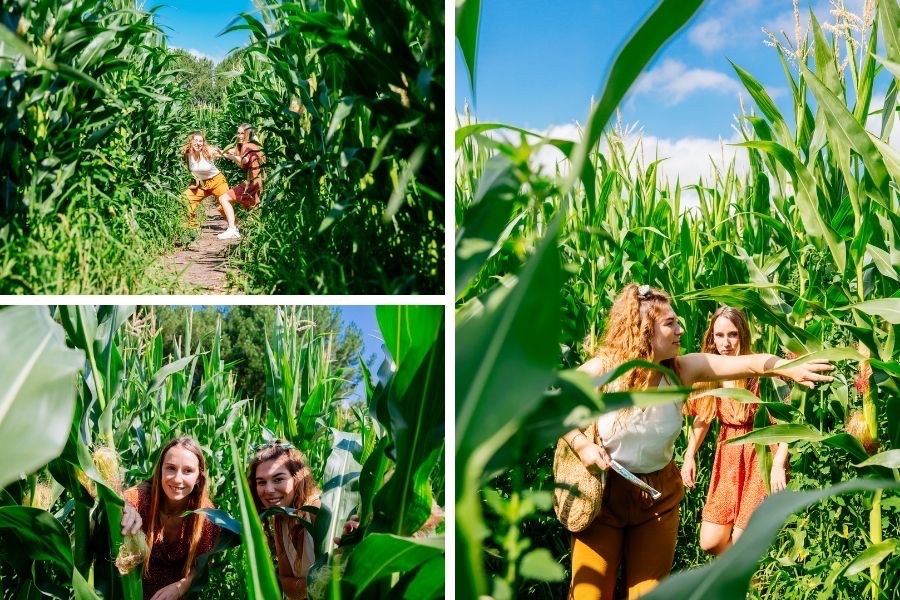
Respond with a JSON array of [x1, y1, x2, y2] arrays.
[[92, 446, 123, 494], [846, 409, 879, 455], [93, 446, 149, 574], [115, 531, 149, 575]]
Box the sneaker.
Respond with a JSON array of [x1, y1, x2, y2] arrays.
[[216, 227, 241, 240]]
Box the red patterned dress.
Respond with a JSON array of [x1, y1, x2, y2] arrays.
[[689, 380, 777, 529], [124, 482, 219, 599]]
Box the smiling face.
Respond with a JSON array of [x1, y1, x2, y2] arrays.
[[712, 315, 741, 356], [236, 127, 249, 143], [191, 134, 204, 152], [160, 446, 200, 506], [254, 457, 296, 508], [649, 303, 684, 362]]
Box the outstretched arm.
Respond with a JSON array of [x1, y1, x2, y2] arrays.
[[676, 353, 833, 389]]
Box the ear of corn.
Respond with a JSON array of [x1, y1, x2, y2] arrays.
[[0, 304, 445, 597], [456, 0, 899, 597]]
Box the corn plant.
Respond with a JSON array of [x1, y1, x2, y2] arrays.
[[219, 0, 444, 294], [0, 304, 444, 598], [456, 0, 900, 597], [0, 0, 200, 293]]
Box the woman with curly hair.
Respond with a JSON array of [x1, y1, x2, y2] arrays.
[[123, 436, 219, 600], [680, 306, 789, 555], [248, 440, 321, 600], [180, 131, 240, 240], [563, 284, 832, 599]]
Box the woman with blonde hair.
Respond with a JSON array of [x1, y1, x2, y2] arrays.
[[680, 306, 789, 555], [248, 440, 321, 600], [563, 284, 832, 599], [123, 436, 219, 599], [180, 131, 240, 240]]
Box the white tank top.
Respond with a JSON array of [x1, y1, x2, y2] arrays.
[[596, 376, 683, 473], [188, 153, 220, 181]]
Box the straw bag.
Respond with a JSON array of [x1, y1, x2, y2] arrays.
[[553, 422, 605, 532]]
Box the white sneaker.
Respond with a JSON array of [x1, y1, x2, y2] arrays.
[[217, 227, 240, 240]]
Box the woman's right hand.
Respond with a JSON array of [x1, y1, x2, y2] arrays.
[[680, 455, 697, 488], [774, 358, 834, 388], [576, 441, 611, 473], [121, 503, 142, 535]]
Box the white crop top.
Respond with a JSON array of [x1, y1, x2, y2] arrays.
[[188, 153, 220, 181], [596, 401, 683, 473]]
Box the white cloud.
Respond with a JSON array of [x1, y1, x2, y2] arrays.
[[632, 59, 744, 105], [497, 121, 750, 210], [689, 18, 727, 53]]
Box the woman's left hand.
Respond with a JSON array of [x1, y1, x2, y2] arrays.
[[770, 463, 787, 493]]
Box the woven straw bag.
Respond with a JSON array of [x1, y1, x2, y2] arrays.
[[553, 421, 605, 532]]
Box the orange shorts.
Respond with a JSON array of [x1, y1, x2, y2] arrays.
[[184, 172, 229, 204]]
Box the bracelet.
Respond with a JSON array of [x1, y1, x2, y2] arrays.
[[572, 432, 587, 444]]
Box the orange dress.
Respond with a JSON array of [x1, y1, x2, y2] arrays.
[[688, 380, 776, 529], [124, 482, 219, 599]]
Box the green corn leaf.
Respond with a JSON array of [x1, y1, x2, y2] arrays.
[[841, 299, 900, 324], [456, 0, 481, 98], [644, 479, 900, 599], [342, 533, 444, 595], [0, 307, 83, 489], [727, 424, 825, 445], [228, 434, 281, 598], [566, 0, 705, 192], [843, 539, 900, 577], [854, 449, 900, 468], [737, 140, 846, 274], [0, 506, 73, 572]]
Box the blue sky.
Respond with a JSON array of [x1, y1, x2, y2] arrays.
[[146, 0, 256, 63], [456, 0, 891, 184]]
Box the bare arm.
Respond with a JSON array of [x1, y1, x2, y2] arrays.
[[676, 353, 833, 389], [770, 443, 789, 492], [680, 417, 712, 489], [562, 357, 612, 471]]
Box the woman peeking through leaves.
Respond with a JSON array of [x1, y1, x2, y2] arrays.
[[680, 306, 790, 555], [123, 436, 220, 600], [248, 440, 324, 600], [561, 284, 832, 599]]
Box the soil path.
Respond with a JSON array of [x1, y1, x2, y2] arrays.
[[156, 202, 240, 293]]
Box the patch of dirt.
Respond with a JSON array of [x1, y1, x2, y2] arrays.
[[155, 202, 240, 294]]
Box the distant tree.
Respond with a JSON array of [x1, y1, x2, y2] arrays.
[[168, 49, 240, 108], [145, 306, 367, 402]]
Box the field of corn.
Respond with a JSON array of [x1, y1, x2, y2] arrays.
[[456, 0, 900, 598], [0, 304, 445, 598], [0, 0, 443, 294]]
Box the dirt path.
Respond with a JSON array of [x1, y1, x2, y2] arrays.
[[155, 202, 241, 293]]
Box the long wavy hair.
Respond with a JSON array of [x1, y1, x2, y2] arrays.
[[699, 306, 760, 421], [180, 130, 215, 167], [589, 283, 680, 391], [143, 436, 212, 578], [248, 441, 320, 555]]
